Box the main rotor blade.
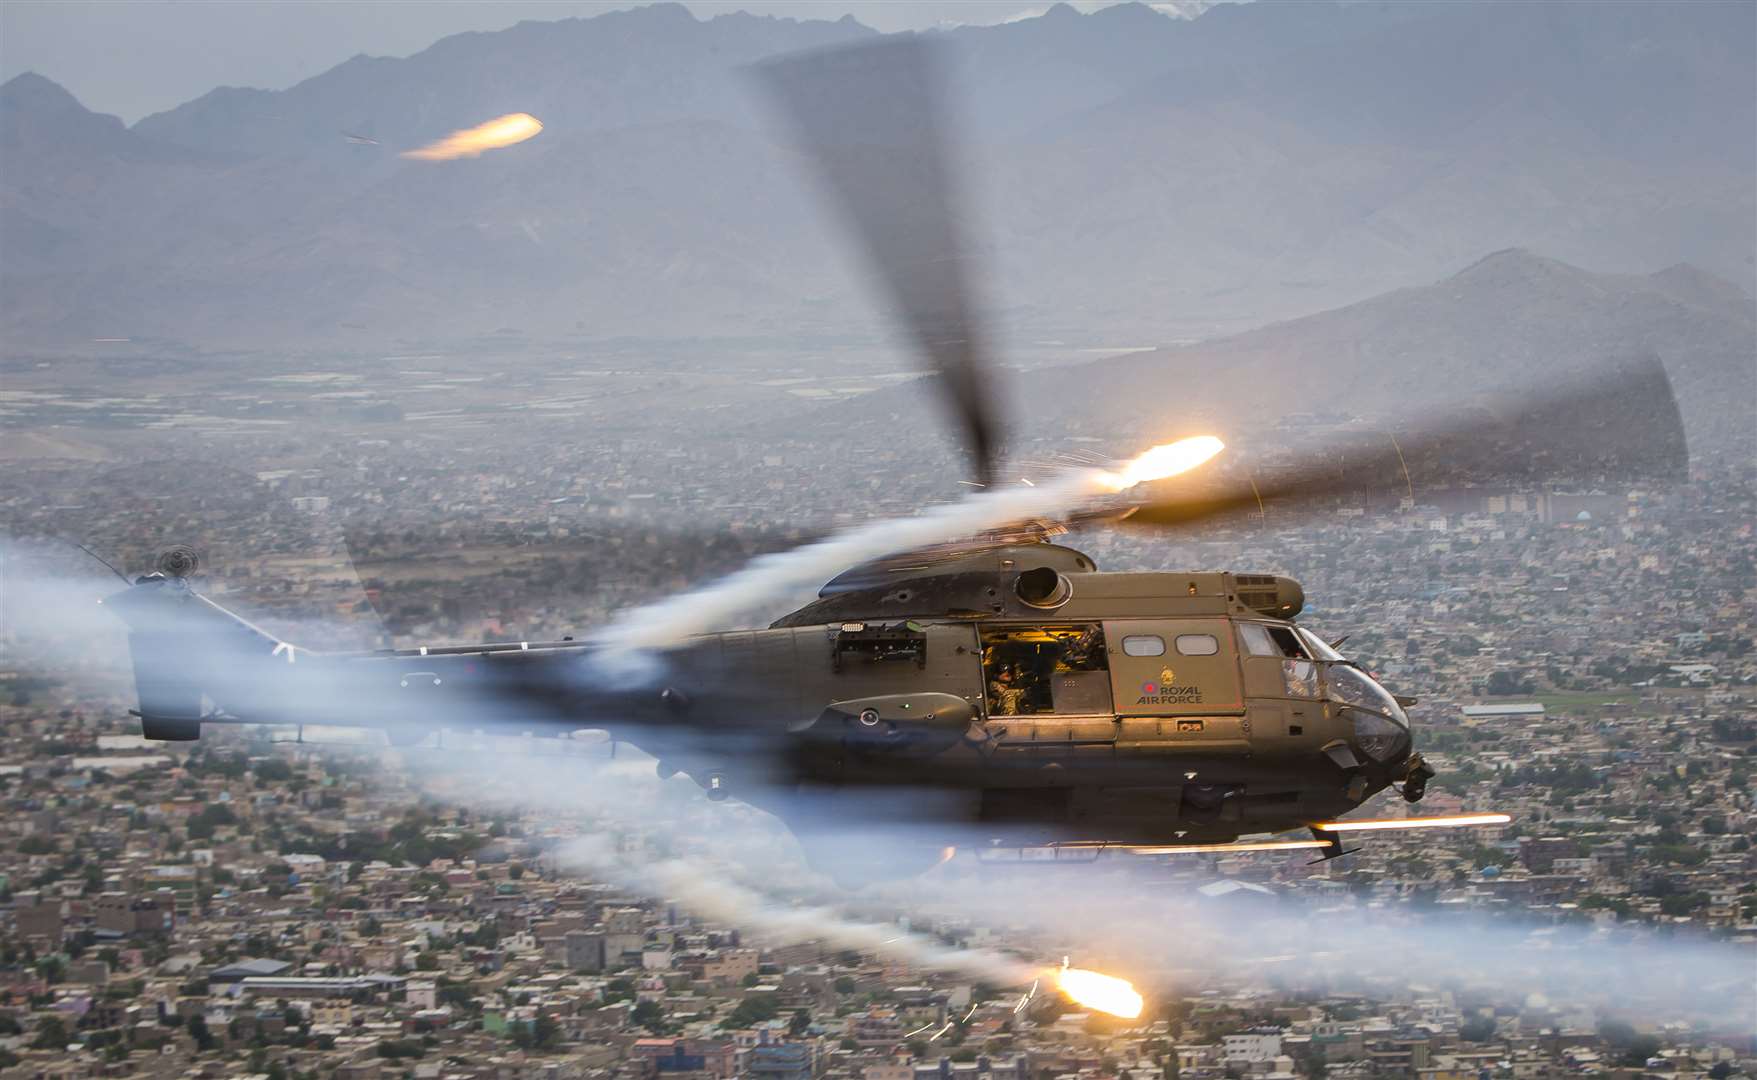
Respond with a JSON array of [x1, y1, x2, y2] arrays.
[[754, 37, 1001, 486], [341, 520, 827, 636], [1112, 354, 1689, 529]]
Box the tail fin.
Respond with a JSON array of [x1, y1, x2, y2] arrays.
[[103, 576, 294, 741]]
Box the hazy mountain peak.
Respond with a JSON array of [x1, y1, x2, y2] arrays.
[[706, 8, 869, 31], [1149, 0, 1214, 19], [1446, 248, 1598, 291], [1091, 2, 1176, 25], [1, 70, 130, 149], [1029, 251, 1755, 455], [2, 71, 100, 116], [629, 1, 696, 21], [3, 1, 1750, 370], [128, 0, 876, 153], [1648, 263, 1756, 319]]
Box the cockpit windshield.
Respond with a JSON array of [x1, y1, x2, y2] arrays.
[[1324, 663, 1408, 726], [1327, 662, 1411, 763], [1296, 626, 1347, 662]]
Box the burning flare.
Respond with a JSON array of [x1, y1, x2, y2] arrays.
[[402, 113, 543, 161], [1053, 964, 1144, 1019], [1315, 812, 1513, 833], [1098, 434, 1225, 492]]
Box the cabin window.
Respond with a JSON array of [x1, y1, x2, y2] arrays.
[[1121, 635, 1166, 657], [1175, 633, 1219, 656]]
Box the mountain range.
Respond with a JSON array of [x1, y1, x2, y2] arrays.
[[2, 0, 1752, 350], [809, 248, 1755, 459]]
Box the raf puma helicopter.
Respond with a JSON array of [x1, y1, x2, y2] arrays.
[[103, 39, 1686, 882]]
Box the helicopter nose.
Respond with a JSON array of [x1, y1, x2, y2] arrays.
[[1324, 665, 1412, 764], [1351, 710, 1411, 764]]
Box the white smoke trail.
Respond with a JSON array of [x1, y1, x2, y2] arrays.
[[555, 834, 1036, 985], [400, 743, 1757, 1029], [883, 859, 1757, 1029], [405, 746, 1048, 988], [593, 475, 1094, 654], [20, 496, 1747, 1028], [592, 436, 1223, 658], [0, 538, 379, 675], [1, 541, 142, 700], [2, 546, 130, 639]]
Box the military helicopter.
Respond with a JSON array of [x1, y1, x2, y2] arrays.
[[102, 39, 1686, 882]]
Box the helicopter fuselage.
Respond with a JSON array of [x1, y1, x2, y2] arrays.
[[109, 544, 1430, 877]]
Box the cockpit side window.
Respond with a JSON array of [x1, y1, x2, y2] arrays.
[[1238, 623, 1278, 657], [1267, 626, 1309, 659], [1241, 622, 1317, 697], [1240, 622, 1309, 659]]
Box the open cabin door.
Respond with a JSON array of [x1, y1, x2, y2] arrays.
[[978, 624, 1113, 716]]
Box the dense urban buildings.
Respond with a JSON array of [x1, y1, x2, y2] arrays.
[[1, 356, 1752, 1078]]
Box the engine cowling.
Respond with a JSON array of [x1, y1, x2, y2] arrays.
[[1233, 574, 1305, 618]]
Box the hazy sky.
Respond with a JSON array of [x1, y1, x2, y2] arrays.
[[0, 0, 1186, 124]]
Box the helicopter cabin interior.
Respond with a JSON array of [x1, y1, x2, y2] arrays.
[[979, 620, 1245, 718]]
